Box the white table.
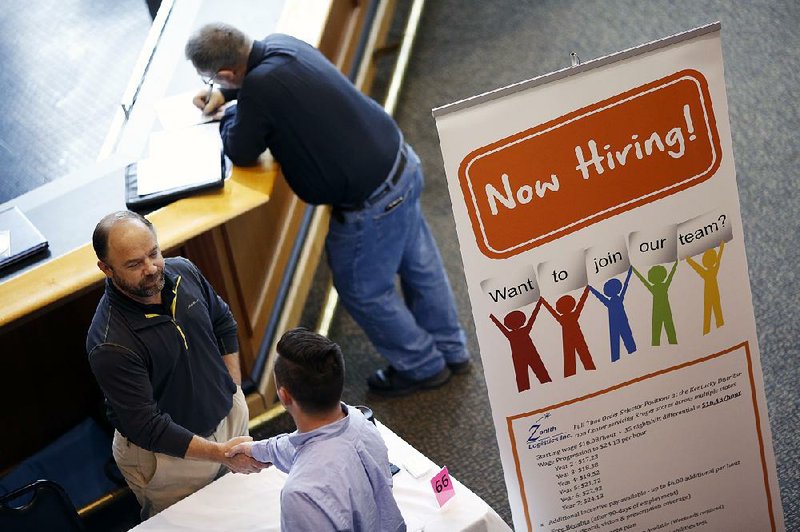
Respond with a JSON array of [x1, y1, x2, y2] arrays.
[[131, 423, 511, 532]]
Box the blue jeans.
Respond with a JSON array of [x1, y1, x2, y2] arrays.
[[326, 144, 468, 380]]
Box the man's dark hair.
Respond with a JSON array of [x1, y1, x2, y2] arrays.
[[92, 211, 155, 262], [185, 23, 251, 74], [275, 327, 345, 415]]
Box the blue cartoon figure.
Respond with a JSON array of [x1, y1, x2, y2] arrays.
[[589, 267, 637, 362]]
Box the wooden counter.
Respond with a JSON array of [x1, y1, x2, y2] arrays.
[[0, 160, 275, 330]]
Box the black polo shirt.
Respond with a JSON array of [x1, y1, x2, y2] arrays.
[[86, 257, 238, 457]]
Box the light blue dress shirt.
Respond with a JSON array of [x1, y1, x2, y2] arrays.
[[250, 403, 406, 532]]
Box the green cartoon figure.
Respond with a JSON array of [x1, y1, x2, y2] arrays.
[[686, 241, 725, 335], [633, 261, 678, 346]]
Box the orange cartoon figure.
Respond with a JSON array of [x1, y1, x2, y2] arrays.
[[686, 241, 725, 334], [490, 300, 552, 392], [540, 287, 596, 378]]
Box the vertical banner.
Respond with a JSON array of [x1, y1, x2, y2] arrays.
[[433, 24, 784, 531]]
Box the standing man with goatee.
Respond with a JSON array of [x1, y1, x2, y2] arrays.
[[86, 211, 268, 520]]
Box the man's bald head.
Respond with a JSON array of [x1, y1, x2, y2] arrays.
[[92, 211, 155, 263]]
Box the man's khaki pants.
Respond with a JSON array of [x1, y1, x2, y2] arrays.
[[112, 386, 249, 520]]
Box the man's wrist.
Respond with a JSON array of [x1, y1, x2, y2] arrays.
[[186, 435, 224, 463]]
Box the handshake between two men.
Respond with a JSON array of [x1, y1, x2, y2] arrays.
[[208, 436, 271, 474]]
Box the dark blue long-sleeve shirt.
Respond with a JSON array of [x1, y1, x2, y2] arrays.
[[219, 33, 401, 207]]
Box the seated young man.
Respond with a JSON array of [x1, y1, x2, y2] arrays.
[[227, 328, 406, 531]]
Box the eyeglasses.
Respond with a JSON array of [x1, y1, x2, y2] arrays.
[[199, 71, 218, 85]]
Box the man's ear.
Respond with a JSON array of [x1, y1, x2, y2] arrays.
[[276, 386, 293, 407], [216, 69, 238, 85], [97, 260, 113, 279]]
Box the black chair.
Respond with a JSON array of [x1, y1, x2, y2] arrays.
[[0, 479, 85, 532]]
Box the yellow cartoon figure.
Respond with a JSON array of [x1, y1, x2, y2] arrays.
[[686, 241, 725, 334]]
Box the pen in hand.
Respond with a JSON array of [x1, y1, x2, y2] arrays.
[[204, 81, 214, 115]]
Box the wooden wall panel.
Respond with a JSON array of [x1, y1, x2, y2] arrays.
[[0, 286, 106, 473]]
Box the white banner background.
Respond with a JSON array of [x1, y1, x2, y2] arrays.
[[434, 27, 783, 531]]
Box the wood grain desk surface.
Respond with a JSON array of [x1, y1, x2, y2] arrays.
[[0, 161, 276, 329]]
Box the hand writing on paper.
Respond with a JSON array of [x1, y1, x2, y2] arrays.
[[221, 436, 270, 474], [192, 88, 226, 118]]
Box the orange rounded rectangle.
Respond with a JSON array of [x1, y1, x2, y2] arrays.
[[458, 69, 722, 259]]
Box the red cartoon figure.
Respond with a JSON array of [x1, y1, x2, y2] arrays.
[[540, 287, 596, 378], [490, 299, 552, 393]]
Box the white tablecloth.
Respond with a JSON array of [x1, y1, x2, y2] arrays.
[[131, 423, 511, 532]]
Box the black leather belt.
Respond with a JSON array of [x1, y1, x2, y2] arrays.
[[335, 145, 408, 215]]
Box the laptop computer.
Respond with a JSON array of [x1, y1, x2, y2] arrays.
[[0, 205, 49, 270]]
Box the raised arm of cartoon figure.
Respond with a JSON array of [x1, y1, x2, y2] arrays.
[[539, 295, 556, 317], [715, 241, 725, 272], [621, 266, 634, 298], [574, 286, 591, 316], [686, 255, 702, 274], [524, 298, 544, 332], [588, 283, 607, 306], [632, 265, 650, 289], [665, 260, 679, 287], [489, 313, 511, 338]]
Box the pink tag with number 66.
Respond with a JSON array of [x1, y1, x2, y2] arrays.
[[430, 466, 455, 507]]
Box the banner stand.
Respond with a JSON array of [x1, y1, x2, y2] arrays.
[[434, 22, 784, 532]]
